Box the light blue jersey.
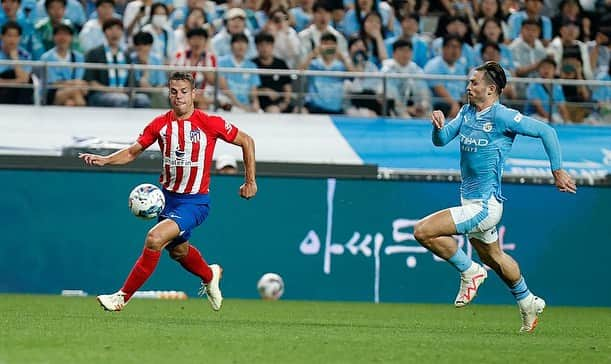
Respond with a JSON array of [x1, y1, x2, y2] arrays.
[[432, 103, 562, 201]]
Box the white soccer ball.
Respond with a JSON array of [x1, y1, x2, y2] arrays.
[[257, 273, 284, 300], [128, 183, 165, 219]]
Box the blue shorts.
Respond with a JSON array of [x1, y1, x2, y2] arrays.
[[159, 189, 210, 249]]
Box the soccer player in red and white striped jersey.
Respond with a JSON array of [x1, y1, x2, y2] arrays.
[[79, 71, 257, 312]]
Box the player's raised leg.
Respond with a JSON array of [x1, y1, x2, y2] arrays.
[[97, 219, 179, 311], [414, 209, 487, 307], [470, 238, 545, 333], [169, 242, 223, 311]]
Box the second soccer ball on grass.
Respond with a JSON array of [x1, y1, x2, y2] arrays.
[[257, 273, 285, 300]]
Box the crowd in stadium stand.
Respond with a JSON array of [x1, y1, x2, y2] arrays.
[[0, 0, 609, 122]]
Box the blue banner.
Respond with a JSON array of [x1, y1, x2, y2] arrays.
[[1, 170, 609, 306]]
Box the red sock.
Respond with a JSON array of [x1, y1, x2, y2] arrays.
[[121, 247, 161, 301], [178, 244, 213, 283]]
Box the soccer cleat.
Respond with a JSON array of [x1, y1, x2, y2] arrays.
[[454, 263, 488, 308], [198, 264, 223, 311], [519, 296, 546, 333], [96, 291, 127, 312]]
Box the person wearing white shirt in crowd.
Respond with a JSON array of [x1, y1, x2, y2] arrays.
[[79, 0, 120, 54], [140, 2, 176, 64], [211, 7, 257, 59], [123, 0, 152, 43], [298, 1, 348, 62], [261, 7, 300, 68], [173, 6, 207, 52], [381, 39, 430, 118], [546, 18, 592, 79]]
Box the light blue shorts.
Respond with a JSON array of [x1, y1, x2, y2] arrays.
[[449, 195, 503, 243]]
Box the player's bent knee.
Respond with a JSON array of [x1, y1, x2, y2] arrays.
[[144, 231, 167, 251], [413, 220, 432, 245], [168, 244, 188, 260]]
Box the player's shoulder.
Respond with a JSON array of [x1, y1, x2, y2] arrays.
[[494, 103, 524, 125]]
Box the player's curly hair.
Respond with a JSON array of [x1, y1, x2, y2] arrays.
[[475, 61, 506, 96], [168, 71, 195, 89]]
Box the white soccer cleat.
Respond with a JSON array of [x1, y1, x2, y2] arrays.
[[519, 295, 546, 333], [454, 263, 488, 308], [199, 264, 223, 311], [96, 291, 127, 312]]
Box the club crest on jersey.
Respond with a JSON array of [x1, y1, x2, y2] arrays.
[[483, 122, 493, 132], [190, 129, 201, 143]]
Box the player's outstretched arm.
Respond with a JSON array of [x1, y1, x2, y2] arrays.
[[231, 130, 257, 200], [78, 142, 144, 167], [431, 108, 463, 146], [552, 169, 577, 194]]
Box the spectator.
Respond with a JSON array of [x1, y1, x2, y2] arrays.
[[559, 60, 591, 122], [217, 33, 261, 112], [262, 7, 301, 68], [345, 34, 381, 116], [342, 0, 396, 38], [0, 0, 36, 54], [509, 18, 547, 78], [380, 39, 431, 118], [289, 0, 314, 32], [384, 13, 429, 68], [430, 15, 476, 70], [0, 21, 33, 104], [551, 0, 591, 42], [31, 0, 85, 30], [32, 0, 79, 59], [256, 0, 290, 26], [251, 31, 294, 113], [474, 18, 514, 71], [300, 31, 353, 114], [298, 1, 348, 62], [173, 7, 207, 52], [480, 42, 516, 99], [140, 2, 175, 64], [122, 0, 152, 42], [130, 31, 166, 108], [40, 23, 87, 105], [215, 154, 239, 174], [525, 57, 570, 122], [84, 18, 139, 107], [475, 0, 509, 41], [585, 60, 610, 124], [172, 28, 217, 110], [587, 24, 610, 79], [424, 34, 469, 118], [211, 8, 257, 60], [79, 0, 119, 54], [507, 0, 552, 45], [170, 0, 216, 30], [547, 18, 593, 80], [357, 11, 387, 67]]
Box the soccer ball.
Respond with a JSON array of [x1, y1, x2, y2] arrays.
[[257, 273, 284, 300], [128, 183, 165, 219]]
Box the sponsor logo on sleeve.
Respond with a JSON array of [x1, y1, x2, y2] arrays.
[[513, 113, 523, 123]]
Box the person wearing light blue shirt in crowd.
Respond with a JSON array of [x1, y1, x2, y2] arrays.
[[129, 31, 166, 108], [300, 31, 353, 114], [424, 35, 469, 118], [217, 33, 261, 112], [474, 18, 514, 71], [384, 13, 429, 68], [79, 0, 120, 54], [0, 0, 36, 54], [507, 0, 552, 44], [40, 23, 87, 105], [0, 21, 33, 104], [525, 57, 571, 123], [169, 0, 216, 30], [342, 0, 397, 38], [413, 60, 576, 334], [140, 2, 175, 64], [429, 16, 476, 70], [212, 8, 257, 60], [289, 0, 313, 32]]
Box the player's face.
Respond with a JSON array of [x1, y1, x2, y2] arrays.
[[169, 79, 195, 114], [467, 70, 495, 105]]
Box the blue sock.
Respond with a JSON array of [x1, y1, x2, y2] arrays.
[[510, 276, 532, 301], [447, 248, 473, 273]]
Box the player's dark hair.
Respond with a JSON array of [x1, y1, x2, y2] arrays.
[[168, 71, 195, 89], [475, 61, 507, 96]]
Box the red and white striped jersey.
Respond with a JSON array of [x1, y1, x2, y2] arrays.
[[137, 109, 238, 194]]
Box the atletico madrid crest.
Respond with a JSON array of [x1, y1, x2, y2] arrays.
[[190, 129, 201, 143]]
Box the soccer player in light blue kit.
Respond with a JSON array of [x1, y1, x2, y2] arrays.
[[413, 61, 577, 333]]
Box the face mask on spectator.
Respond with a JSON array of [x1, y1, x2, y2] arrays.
[[152, 14, 168, 28]]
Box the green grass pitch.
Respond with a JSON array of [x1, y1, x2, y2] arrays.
[[1, 294, 609, 364]]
